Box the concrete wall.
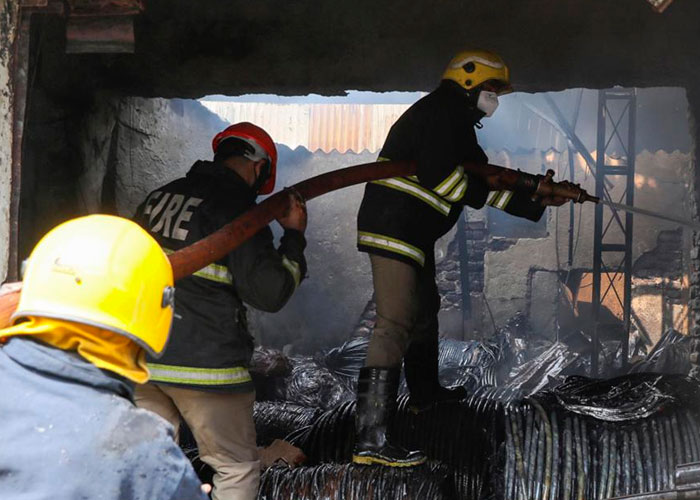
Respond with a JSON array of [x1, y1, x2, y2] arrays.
[[0, 0, 19, 282], [80, 95, 228, 217]]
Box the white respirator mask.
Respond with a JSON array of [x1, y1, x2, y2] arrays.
[[476, 90, 499, 117]]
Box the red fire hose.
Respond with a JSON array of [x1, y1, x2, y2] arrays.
[[1, 158, 597, 329], [0, 161, 417, 328]]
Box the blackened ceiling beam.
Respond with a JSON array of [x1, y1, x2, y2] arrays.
[[28, 0, 700, 99]]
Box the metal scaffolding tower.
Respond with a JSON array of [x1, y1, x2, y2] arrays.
[[591, 88, 637, 375]]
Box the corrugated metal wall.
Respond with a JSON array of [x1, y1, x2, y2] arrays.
[[200, 101, 410, 153]]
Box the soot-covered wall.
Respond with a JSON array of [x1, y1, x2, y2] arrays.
[[22, 0, 700, 97], [0, 0, 20, 282]]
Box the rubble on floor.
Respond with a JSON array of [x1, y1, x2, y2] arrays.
[[253, 401, 322, 447], [185, 314, 700, 499], [500, 374, 700, 498], [281, 375, 700, 499], [258, 462, 451, 500]]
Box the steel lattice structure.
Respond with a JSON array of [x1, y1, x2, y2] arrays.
[[592, 88, 637, 374]]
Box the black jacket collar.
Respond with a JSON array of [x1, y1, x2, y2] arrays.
[[187, 160, 256, 196]]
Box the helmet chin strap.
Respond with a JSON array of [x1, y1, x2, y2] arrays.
[[251, 161, 271, 194], [456, 85, 487, 121], [446, 80, 492, 125]]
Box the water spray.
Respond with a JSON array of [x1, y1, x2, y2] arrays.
[[598, 200, 700, 231], [528, 169, 700, 231]]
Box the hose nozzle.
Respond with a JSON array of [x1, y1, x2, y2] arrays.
[[535, 169, 599, 204]]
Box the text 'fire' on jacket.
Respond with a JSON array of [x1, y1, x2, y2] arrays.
[[133, 161, 307, 392]]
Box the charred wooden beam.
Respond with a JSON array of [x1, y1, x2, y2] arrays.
[[646, 0, 675, 14], [65, 15, 135, 53], [65, 0, 144, 53], [8, 11, 31, 282]]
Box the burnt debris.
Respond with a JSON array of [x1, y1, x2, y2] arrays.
[[181, 315, 700, 499], [258, 463, 452, 500]]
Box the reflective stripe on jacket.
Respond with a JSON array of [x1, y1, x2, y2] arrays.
[[357, 80, 545, 267], [133, 161, 307, 392], [148, 363, 252, 386]]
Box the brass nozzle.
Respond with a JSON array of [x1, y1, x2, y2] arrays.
[[581, 192, 600, 204], [535, 170, 599, 204]]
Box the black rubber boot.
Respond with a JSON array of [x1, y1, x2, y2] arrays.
[[404, 338, 467, 413], [352, 367, 426, 467]]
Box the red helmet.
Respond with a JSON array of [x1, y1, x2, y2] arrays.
[[212, 122, 278, 194]]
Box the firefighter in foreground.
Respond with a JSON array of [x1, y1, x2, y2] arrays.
[[133, 122, 307, 500], [0, 215, 208, 500], [354, 49, 571, 467]]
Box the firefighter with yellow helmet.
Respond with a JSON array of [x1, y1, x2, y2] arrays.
[[354, 50, 568, 467], [0, 215, 207, 500]]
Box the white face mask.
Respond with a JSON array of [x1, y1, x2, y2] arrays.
[[477, 90, 499, 117]]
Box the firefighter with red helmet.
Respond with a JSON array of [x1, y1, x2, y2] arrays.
[[133, 122, 307, 500]]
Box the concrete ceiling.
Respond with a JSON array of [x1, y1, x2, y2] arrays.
[[32, 0, 700, 99]]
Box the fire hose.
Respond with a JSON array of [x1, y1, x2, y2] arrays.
[[0, 160, 596, 330]]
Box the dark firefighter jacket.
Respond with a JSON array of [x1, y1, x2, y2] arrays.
[[357, 80, 545, 268], [134, 161, 306, 392], [0, 337, 207, 500]]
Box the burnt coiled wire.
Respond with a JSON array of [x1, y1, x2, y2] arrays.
[[323, 337, 369, 380], [258, 462, 451, 500], [254, 401, 323, 446], [288, 400, 356, 464], [285, 358, 355, 410], [540, 374, 700, 422], [285, 374, 700, 500], [628, 329, 690, 375], [435, 339, 500, 390], [499, 375, 700, 499], [502, 402, 700, 499], [289, 394, 504, 499], [322, 337, 502, 395], [394, 393, 504, 499]]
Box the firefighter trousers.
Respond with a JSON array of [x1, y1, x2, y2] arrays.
[[135, 383, 259, 500], [364, 253, 440, 369]]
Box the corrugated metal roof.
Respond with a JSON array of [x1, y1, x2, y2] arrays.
[[200, 101, 410, 153]]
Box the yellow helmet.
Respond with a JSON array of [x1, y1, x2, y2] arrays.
[[13, 215, 174, 357], [442, 49, 513, 95]]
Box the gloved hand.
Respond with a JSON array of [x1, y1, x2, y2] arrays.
[[277, 189, 307, 233]]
